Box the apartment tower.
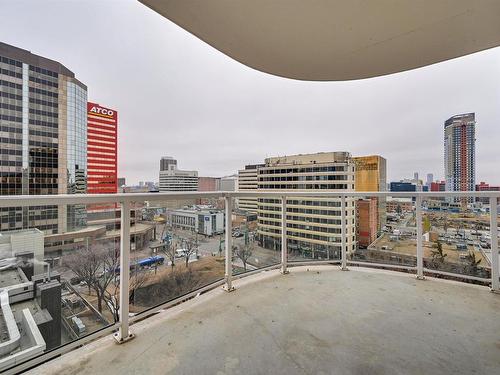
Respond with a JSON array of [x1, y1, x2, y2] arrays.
[[0, 42, 87, 233], [444, 113, 476, 197], [257, 152, 356, 259]]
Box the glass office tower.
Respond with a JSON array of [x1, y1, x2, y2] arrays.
[[0, 41, 87, 233]]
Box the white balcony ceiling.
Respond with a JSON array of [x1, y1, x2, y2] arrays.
[[139, 0, 500, 81]]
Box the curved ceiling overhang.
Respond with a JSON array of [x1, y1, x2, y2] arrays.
[[139, 0, 500, 81]]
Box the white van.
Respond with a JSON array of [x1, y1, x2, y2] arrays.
[[176, 249, 187, 258]]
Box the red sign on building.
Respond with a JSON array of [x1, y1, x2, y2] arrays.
[[87, 102, 118, 194]]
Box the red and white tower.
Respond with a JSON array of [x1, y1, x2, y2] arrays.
[[87, 102, 118, 194]]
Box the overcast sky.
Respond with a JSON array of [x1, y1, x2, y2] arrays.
[[1, 0, 499, 185]]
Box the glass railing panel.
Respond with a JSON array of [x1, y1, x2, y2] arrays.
[[283, 196, 343, 263], [130, 198, 225, 313], [351, 195, 417, 268], [422, 198, 491, 280], [0, 200, 118, 372], [232, 196, 280, 276]]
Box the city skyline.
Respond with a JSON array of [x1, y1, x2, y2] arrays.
[[0, 0, 499, 186]]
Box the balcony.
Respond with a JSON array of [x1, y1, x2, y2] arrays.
[[30, 266, 500, 375], [0, 191, 498, 374]]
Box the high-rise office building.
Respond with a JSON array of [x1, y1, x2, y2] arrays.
[[87, 102, 117, 194], [159, 168, 198, 191], [426, 173, 433, 188], [444, 113, 476, 197], [0, 42, 87, 233], [257, 152, 356, 258], [160, 156, 177, 171], [353, 155, 387, 233], [158, 157, 197, 208], [238, 164, 265, 213]]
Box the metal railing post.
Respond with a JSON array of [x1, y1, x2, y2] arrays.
[[341, 194, 348, 270], [490, 197, 499, 292], [223, 195, 234, 291], [416, 195, 425, 280], [281, 196, 289, 274], [114, 200, 133, 343]]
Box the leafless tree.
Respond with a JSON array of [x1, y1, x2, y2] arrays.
[[182, 236, 198, 267], [64, 244, 100, 295], [64, 241, 118, 313], [158, 240, 178, 270], [234, 242, 254, 271], [105, 267, 151, 322]]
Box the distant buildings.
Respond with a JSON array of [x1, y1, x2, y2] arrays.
[[220, 175, 237, 191], [87, 102, 118, 194], [426, 173, 433, 189], [0, 41, 87, 234], [353, 155, 387, 232], [198, 176, 219, 192], [386, 198, 413, 213], [257, 152, 356, 258], [158, 157, 198, 209], [158, 157, 198, 192], [444, 113, 476, 196], [117, 177, 126, 187], [390, 182, 417, 192], [475, 181, 500, 204], [430, 180, 446, 192]]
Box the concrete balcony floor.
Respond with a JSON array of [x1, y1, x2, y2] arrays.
[[32, 267, 500, 375]]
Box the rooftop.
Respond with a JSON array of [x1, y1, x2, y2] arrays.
[[30, 266, 500, 375]]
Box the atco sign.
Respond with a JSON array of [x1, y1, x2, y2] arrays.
[[89, 106, 114, 117]]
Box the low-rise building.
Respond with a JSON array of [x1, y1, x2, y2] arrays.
[[386, 198, 413, 213], [475, 181, 500, 204], [0, 229, 45, 277], [390, 181, 416, 192], [169, 208, 224, 236]]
